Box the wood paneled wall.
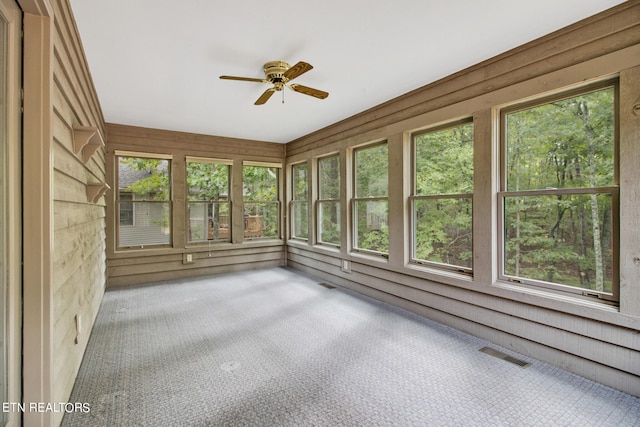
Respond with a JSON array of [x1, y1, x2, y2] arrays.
[[50, 0, 107, 424], [105, 124, 286, 287], [285, 1, 640, 397]]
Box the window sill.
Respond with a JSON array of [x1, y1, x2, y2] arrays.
[[493, 280, 620, 313]]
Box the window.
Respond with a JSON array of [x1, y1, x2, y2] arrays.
[[116, 155, 171, 248], [243, 163, 280, 239], [500, 82, 618, 300], [411, 121, 474, 273], [119, 193, 134, 226], [290, 163, 309, 240], [317, 154, 341, 246], [186, 158, 231, 243], [353, 143, 388, 255]]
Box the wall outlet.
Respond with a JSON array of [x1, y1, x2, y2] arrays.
[[341, 260, 351, 273], [183, 253, 194, 264]]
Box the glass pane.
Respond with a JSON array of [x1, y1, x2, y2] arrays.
[[504, 193, 613, 293], [415, 122, 473, 195], [505, 87, 615, 191], [244, 202, 279, 238], [354, 200, 388, 253], [318, 155, 340, 200], [119, 202, 171, 247], [292, 163, 308, 200], [186, 161, 229, 201], [118, 157, 170, 201], [414, 198, 472, 268], [119, 193, 133, 225], [291, 202, 308, 239], [355, 144, 388, 198], [243, 165, 278, 202], [318, 201, 340, 245], [188, 202, 230, 242]]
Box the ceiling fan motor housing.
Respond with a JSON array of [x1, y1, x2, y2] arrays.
[[264, 61, 290, 85]]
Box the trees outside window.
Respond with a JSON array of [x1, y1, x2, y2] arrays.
[[317, 155, 341, 246], [501, 83, 617, 299], [290, 163, 308, 240], [243, 164, 280, 239], [353, 143, 388, 255], [412, 121, 473, 272], [117, 155, 171, 247], [186, 159, 231, 243]]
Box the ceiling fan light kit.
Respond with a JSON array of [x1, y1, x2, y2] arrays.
[[220, 61, 329, 105]]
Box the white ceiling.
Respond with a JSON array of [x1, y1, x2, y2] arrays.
[[69, 0, 626, 144]]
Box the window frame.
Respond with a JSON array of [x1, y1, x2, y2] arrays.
[[316, 153, 341, 248], [185, 157, 232, 244], [115, 152, 173, 249], [351, 141, 389, 258], [290, 162, 309, 241], [242, 161, 282, 240], [498, 80, 620, 302], [410, 119, 474, 275]]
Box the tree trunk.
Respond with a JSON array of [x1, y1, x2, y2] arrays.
[[577, 100, 604, 291]]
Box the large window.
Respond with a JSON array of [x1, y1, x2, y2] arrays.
[[500, 82, 618, 300], [353, 143, 388, 255], [317, 154, 341, 246], [186, 158, 231, 243], [117, 154, 171, 248], [290, 163, 308, 240], [411, 121, 473, 272], [243, 163, 280, 239]]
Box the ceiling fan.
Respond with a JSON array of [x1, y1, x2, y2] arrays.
[[220, 61, 329, 105]]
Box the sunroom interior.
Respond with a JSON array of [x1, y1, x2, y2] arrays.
[[4, 0, 640, 426]]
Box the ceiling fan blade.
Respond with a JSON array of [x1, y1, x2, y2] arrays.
[[220, 75, 267, 83], [289, 83, 329, 100], [283, 61, 313, 81], [255, 88, 276, 105]]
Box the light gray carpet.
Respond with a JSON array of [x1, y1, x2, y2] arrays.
[[63, 267, 640, 426]]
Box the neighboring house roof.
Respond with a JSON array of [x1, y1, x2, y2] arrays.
[[119, 163, 153, 190]]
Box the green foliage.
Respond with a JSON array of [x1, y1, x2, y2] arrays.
[[292, 164, 308, 200], [504, 86, 615, 292], [413, 122, 474, 267], [415, 122, 473, 195], [355, 144, 388, 197], [243, 166, 278, 202], [120, 157, 169, 201], [319, 155, 340, 200], [187, 161, 229, 201]]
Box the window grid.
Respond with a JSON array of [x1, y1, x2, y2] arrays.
[[410, 120, 474, 274], [242, 165, 281, 239], [352, 142, 389, 257], [499, 81, 619, 302], [116, 155, 172, 249], [317, 154, 341, 247], [290, 163, 309, 240], [186, 160, 231, 243]]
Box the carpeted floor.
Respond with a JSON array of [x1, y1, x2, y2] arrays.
[[62, 267, 640, 426]]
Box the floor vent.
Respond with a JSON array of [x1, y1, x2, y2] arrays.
[[479, 346, 531, 368], [318, 282, 335, 289]]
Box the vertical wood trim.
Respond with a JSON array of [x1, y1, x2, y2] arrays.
[[1, 0, 22, 424], [619, 65, 640, 316], [22, 10, 55, 427], [231, 159, 243, 244], [472, 109, 497, 286], [105, 148, 116, 259], [340, 147, 351, 255], [309, 157, 318, 245], [171, 155, 186, 248], [387, 132, 407, 267]]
